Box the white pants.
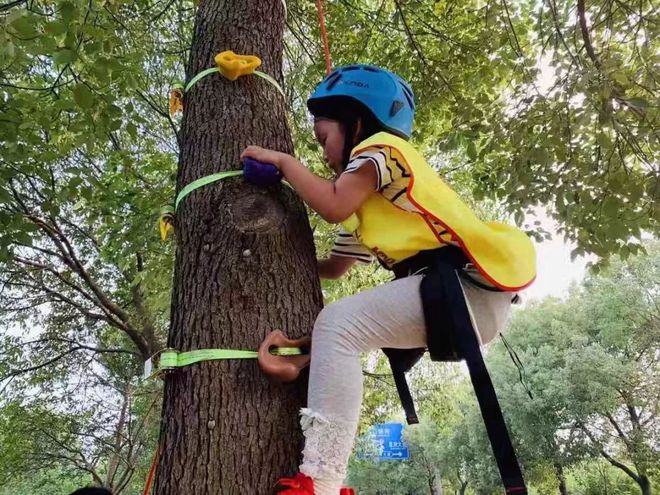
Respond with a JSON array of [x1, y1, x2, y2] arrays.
[[299, 275, 512, 494]]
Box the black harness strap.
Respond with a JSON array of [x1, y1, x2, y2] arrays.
[[382, 348, 425, 424], [387, 247, 528, 494]]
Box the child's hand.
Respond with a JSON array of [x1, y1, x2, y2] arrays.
[[240, 146, 287, 169]]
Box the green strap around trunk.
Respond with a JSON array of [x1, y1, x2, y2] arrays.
[[145, 347, 304, 379], [160, 347, 303, 369], [181, 67, 285, 98], [175, 170, 244, 210]]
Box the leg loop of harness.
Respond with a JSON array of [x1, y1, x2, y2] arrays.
[[386, 247, 528, 494]]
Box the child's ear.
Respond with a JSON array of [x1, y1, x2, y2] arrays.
[[352, 118, 363, 144]]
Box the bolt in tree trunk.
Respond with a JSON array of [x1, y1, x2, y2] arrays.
[[153, 1, 323, 493]]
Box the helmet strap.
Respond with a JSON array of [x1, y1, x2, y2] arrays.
[[341, 118, 362, 169]]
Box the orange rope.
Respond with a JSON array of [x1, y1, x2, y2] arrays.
[[143, 448, 160, 495], [315, 0, 332, 74]]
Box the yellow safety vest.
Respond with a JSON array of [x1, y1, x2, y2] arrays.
[[340, 132, 536, 291]]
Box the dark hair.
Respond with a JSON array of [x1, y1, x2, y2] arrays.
[[311, 96, 386, 169], [69, 488, 113, 495]]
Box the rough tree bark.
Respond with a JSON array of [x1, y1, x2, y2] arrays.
[[154, 1, 323, 493]]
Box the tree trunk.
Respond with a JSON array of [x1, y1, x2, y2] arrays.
[[430, 477, 443, 495], [639, 475, 652, 495], [153, 1, 323, 493], [458, 480, 468, 495], [599, 450, 653, 495], [555, 462, 569, 495], [427, 474, 434, 494]]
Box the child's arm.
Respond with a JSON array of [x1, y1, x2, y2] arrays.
[[317, 255, 357, 279], [240, 147, 377, 223]]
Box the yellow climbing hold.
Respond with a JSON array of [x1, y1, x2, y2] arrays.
[[169, 84, 184, 117], [159, 206, 175, 241], [214, 50, 262, 81], [159, 217, 173, 241]]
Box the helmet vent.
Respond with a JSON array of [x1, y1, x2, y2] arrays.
[[343, 65, 360, 71], [325, 71, 342, 90], [402, 88, 414, 109], [390, 100, 404, 116]]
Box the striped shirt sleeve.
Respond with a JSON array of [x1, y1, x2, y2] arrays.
[[343, 148, 394, 190], [330, 228, 372, 264]]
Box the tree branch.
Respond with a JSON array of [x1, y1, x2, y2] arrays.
[[22, 215, 151, 357], [579, 422, 640, 482], [605, 412, 631, 447], [131, 253, 159, 351], [599, 447, 641, 483], [8, 274, 124, 328], [2, 344, 137, 379], [0, 0, 26, 13], [106, 389, 129, 487], [577, 0, 601, 68], [14, 256, 99, 305]]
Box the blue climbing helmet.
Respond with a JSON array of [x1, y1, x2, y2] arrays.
[[307, 64, 416, 140]]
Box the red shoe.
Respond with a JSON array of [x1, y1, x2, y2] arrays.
[[274, 473, 356, 494], [274, 473, 315, 494]]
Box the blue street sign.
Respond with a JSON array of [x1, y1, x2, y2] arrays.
[[358, 422, 409, 461]]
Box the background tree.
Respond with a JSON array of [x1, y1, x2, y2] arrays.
[[487, 242, 660, 494], [0, 1, 190, 491]]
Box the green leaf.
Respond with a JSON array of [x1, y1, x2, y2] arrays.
[[531, 147, 548, 165], [602, 196, 619, 218], [72, 84, 94, 109], [0, 187, 12, 204], [53, 48, 76, 65], [14, 231, 33, 246], [107, 104, 122, 117], [126, 122, 138, 138], [44, 21, 68, 36], [59, 1, 77, 22], [625, 97, 650, 109], [466, 141, 477, 161], [1, 42, 16, 61], [610, 71, 629, 86], [9, 15, 38, 38]]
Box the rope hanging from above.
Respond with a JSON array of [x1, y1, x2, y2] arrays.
[[315, 0, 332, 75]]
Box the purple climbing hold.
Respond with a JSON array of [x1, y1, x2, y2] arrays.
[[243, 157, 283, 186]]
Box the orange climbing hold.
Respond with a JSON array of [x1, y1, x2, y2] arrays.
[[214, 50, 262, 81], [169, 84, 184, 117]]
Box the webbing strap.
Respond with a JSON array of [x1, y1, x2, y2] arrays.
[[175, 170, 243, 210], [159, 347, 303, 370], [181, 68, 285, 98], [422, 262, 528, 494], [185, 67, 220, 92], [390, 364, 419, 425], [254, 70, 286, 98], [383, 347, 425, 425], [145, 347, 305, 379]]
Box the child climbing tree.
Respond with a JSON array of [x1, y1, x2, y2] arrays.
[[153, 1, 323, 493]]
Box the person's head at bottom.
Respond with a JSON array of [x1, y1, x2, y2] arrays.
[[69, 487, 112, 495]]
